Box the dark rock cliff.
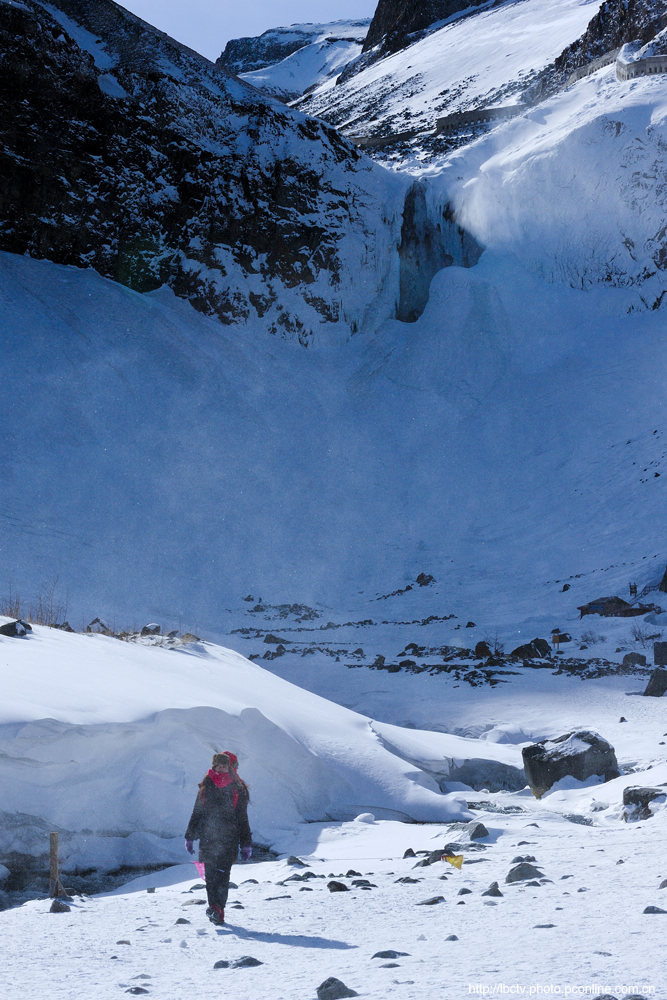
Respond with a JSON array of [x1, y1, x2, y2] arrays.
[[0, 0, 405, 344], [362, 0, 482, 55]]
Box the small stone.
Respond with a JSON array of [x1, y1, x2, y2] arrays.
[[213, 960, 230, 969], [380, 962, 400, 968], [458, 888, 472, 895], [482, 882, 503, 897], [506, 862, 544, 883], [372, 950, 410, 959], [49, 899, 71, 913], [316, 977, 359, 1000], [403, 848, 416, 858], [395, 876, 420, 884], [146, 887, 155, 894], [327, 881, 349, 892], [416, 895, 445, 905], [445, 934, 459, 941], [659, 879, 667, 889], [125, 990, 150, 996], [643, 905, 667, 914], [175, 918, 190, 925], [534, 923, 556, 928], [116, 940, 131, 945], [232, 956, 263, 967]]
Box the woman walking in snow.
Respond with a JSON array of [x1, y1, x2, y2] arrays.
[[185, 750, 252, 925]]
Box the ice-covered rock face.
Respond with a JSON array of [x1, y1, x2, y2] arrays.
[[0, 0, 407, 345]]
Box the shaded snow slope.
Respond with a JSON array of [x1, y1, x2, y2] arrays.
[[1, 246, 665, 632]]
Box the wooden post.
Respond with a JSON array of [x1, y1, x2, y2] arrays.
[[49, 832, 66, 898]]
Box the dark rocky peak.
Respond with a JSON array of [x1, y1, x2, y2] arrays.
[[362, 0, 484, 55], [0, 0, 408, 344]]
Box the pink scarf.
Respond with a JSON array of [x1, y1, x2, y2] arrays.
[[208, 768, 238, 807]]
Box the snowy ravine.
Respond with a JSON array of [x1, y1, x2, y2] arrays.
[[1, 619, 666, 999]]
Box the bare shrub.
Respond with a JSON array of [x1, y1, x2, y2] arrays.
[[581, 630, 606, 645], [631, 622, 661, 648]]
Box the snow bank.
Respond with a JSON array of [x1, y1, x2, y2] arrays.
[[0, 623, 474, 868]]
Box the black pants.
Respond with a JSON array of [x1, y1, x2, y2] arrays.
[[201, 851, 236, 910]]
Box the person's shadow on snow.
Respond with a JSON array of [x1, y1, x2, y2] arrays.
[[218, 924, 355, 949]]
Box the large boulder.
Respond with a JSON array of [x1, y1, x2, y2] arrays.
[[511, 637, 551, 660], [0, 619, 32, 638], [643, 668, 667, 697], [522, 730, 620, 798]]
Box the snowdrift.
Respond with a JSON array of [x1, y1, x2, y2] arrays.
[[0, 622, 482, 869]]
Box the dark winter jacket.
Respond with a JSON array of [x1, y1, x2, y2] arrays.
[[185, 773, 251, 861]]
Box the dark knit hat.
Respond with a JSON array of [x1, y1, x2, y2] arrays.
[[211, 751, 238, 769]]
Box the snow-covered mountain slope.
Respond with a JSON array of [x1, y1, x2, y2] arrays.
[[0, 0, 405, 343], [294, 0, 609, 137], [217, 19, 370, 75], [219, 20, 370, 101]]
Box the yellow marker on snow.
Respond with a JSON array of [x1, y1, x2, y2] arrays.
[[442, 854, 464, 869]]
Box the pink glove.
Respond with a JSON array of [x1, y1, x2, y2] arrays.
[[241, 845, 252, 861]]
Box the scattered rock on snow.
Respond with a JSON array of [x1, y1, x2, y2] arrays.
[[372, 950, 410, 959], [506, 862, 545, 883], [416, 895, 445, 905], [213, 955, 263, 969], [510, 637, 551, 659], [317, 977, 359, 1000], [49, 899, 71, 913], [622, 652, 646, 667], [464, 821, 489, 840], [643, 905, 667, 914], [643, 668, 667, 697], [327, 881, 349, 892], [622, 786, 666, 820], [481, 882, 503, 897]]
